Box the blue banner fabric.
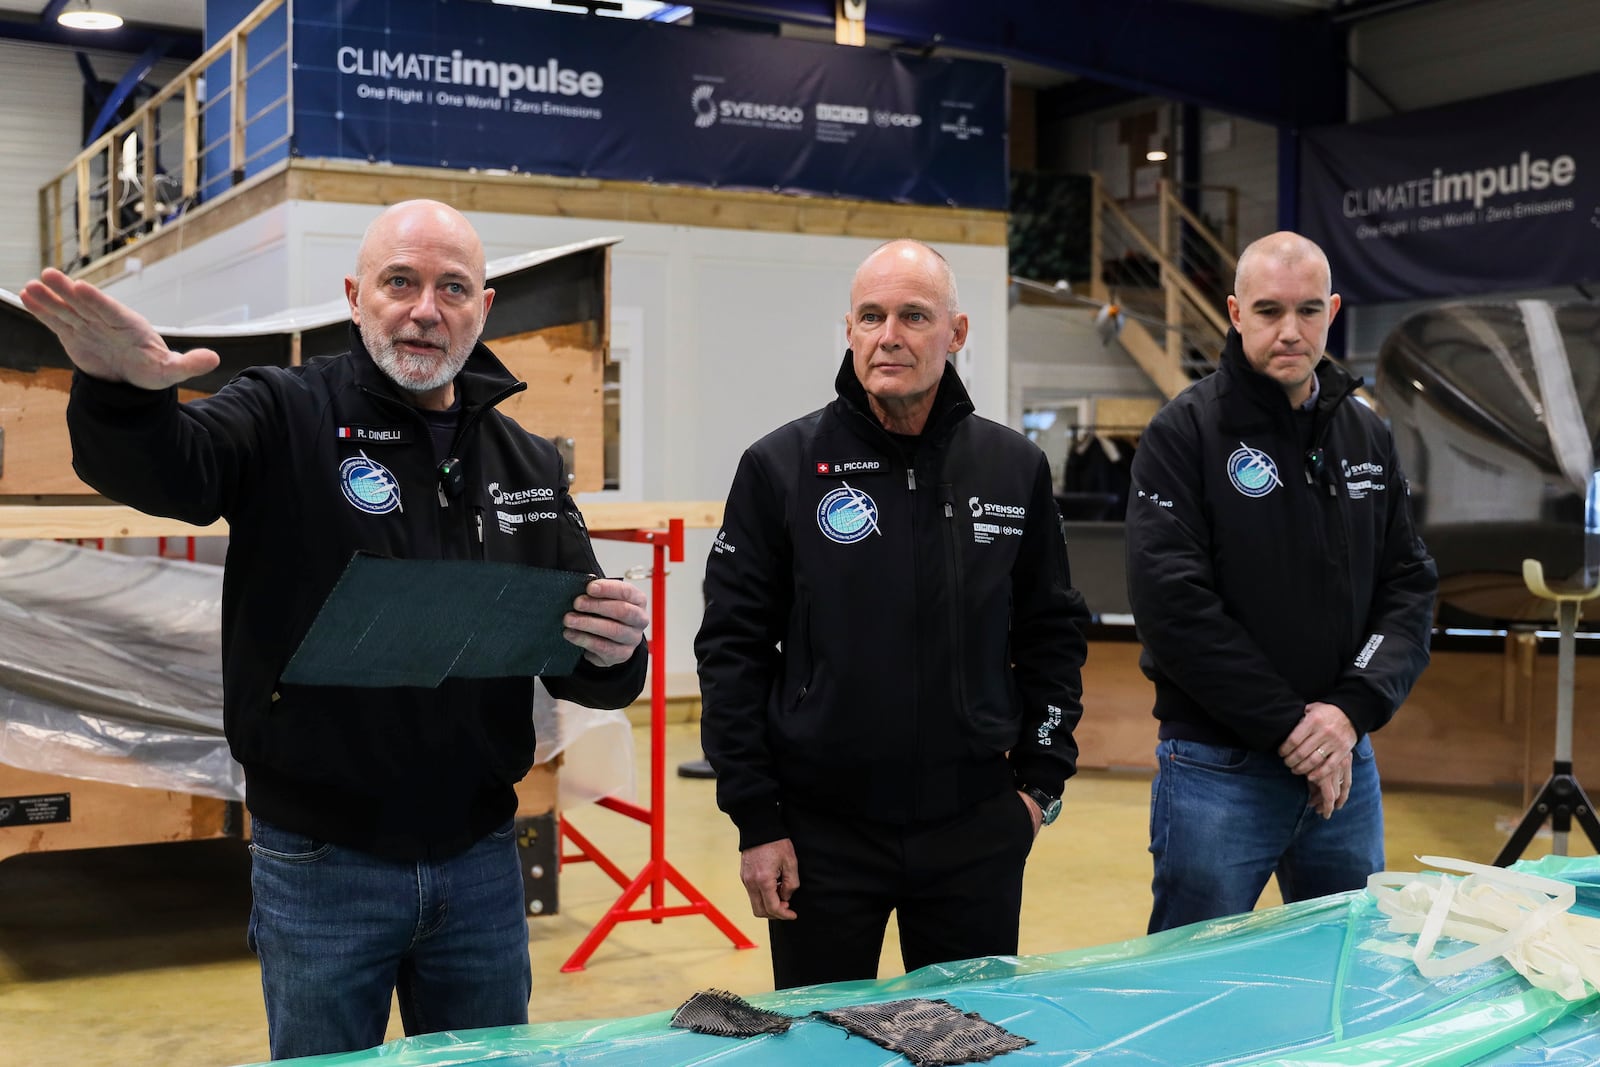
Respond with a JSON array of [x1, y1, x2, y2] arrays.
[[1300, 72, 1600, 304], [291, 1, 1007, 209]]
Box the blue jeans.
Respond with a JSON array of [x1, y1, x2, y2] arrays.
[[1147, 736, 1385, 934], [247, 816, 531, 1060]]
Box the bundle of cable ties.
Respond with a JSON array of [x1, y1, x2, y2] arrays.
[[1368, 855, 1600, 1000]]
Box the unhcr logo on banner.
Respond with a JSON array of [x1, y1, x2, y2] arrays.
[[816, 103, 869, 124]]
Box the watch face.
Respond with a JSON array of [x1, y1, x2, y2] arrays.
[[1041, 797, 1063, 825], [1023, 787, 1061, 826]]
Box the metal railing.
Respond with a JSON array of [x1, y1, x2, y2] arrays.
[[38, 0, 289, 272]]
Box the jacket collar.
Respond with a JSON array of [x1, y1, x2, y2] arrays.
[[1215, 328, 1359, 431], [345, 322, 524, 412], [832, 351, 975, 441]]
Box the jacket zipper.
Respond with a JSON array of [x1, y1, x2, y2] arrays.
[[938, 483, 972, 727], [358, 379, 525, 560], [1307, 393, 1354, 655]]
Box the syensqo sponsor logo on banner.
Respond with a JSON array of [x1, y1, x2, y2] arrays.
[[687, 77, 804, 132], [292, 0, 1006, 207]]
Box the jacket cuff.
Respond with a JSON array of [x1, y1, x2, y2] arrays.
[[729, 801, 787, 852], [1322, 682, 1389, 737], [568, 641, 648, 702], [1006, 754, 1069, 798]]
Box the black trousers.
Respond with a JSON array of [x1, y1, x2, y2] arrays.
[[767, 789, 1036, 989]]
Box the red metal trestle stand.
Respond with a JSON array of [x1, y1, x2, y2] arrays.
[[558, 517, 756, 972]]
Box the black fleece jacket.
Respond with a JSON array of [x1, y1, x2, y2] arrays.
[[67, 327, 646, 859], [697, 355, 1089, 850], [1125, 330, 1437, 751]]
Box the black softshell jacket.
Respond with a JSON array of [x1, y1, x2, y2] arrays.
[[67, 329, 646, 859], [1125, 330, 1437, 751], [696, 356, 1090, 850]]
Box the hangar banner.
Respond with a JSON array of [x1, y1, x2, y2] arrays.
[[291, 0, 1008, 209], [1300, 72, 1600, 304]]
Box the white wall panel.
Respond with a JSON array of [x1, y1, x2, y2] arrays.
[[100, 202, 292, 322], [1196, 109, 1277, 248], [0, 39, 187, 291]]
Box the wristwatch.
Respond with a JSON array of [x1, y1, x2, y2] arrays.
[[1019, 785, 1062, 826]]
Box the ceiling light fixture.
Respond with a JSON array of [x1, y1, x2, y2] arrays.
[[1146, 149, 1168, 162], [58, 0, 124, 30]]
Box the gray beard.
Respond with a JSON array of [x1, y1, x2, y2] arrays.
[[361, 320, 474, 395]]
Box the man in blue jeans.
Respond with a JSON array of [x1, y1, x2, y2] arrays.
[[1124, 231, 1437, 933], [22, 201, 649, 1058]]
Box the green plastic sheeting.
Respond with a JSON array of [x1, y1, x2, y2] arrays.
[[252, 855, 1600, 1067]]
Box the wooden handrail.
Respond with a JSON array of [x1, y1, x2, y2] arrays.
[[1165, 185, 1238, 276], [1099, 193, 1230, 338], [38, 0, 288, 272]]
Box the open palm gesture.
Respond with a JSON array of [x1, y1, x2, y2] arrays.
[[20, 268, 220, 389]]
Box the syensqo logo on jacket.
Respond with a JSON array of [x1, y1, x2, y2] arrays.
[[816, 484, 879, 544], [339, 453, 402, 514], [1225, 443, 1281, 499]]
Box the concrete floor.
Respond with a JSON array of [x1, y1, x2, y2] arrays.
[[0, 721, 1590, 1066]]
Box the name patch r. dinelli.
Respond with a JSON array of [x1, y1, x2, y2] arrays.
[[337, 425, 413, 444]]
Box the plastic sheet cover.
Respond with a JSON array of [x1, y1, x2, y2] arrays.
[[248, 856, 1600, 1067], [0, 539, 239, 799], [0, 541, 633, 806]]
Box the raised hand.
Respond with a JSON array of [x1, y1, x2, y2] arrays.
[[19, 268, 220, 390]]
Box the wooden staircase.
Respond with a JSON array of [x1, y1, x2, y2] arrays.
[[1087, 175, 1238, 399]]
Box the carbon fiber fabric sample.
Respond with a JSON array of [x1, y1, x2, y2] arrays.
[[669, 989, 796, 1037], [281, 554, 589, 687], [816, 997, 1032, 1065]]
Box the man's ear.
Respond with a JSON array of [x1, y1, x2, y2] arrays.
[[948, 311, 969, 353], [344, 277, 361, 323]]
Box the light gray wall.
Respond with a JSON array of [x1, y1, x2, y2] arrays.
[[1348, 0, 1600, 120], [1193, 109, 1277, 249], [0, 39, 188, 291]]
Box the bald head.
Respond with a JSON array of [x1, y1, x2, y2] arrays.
[[356, 200, 487, 286], [845, 238, 969, 435], [345, 199, 495, 409], [1234, 231, 1332, 303], [853, 239, 960, 314], [1226, 231, 1341, 407]]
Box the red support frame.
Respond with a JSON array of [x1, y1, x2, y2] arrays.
[[157, 536, 197, 561], [558, 517, 756, 972]]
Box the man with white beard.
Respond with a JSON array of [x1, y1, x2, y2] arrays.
[[21, 200, 649, 1060]]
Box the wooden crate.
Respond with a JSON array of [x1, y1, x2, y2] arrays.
[[0, 242, 611, 496]]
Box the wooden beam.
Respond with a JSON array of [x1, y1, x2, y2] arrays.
[[0, 507, 226, 540], [577, 500, 725, 531], [72, 157, 1004, 279], [835, 0, 866, 45], [0, 501, 726, 541]]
